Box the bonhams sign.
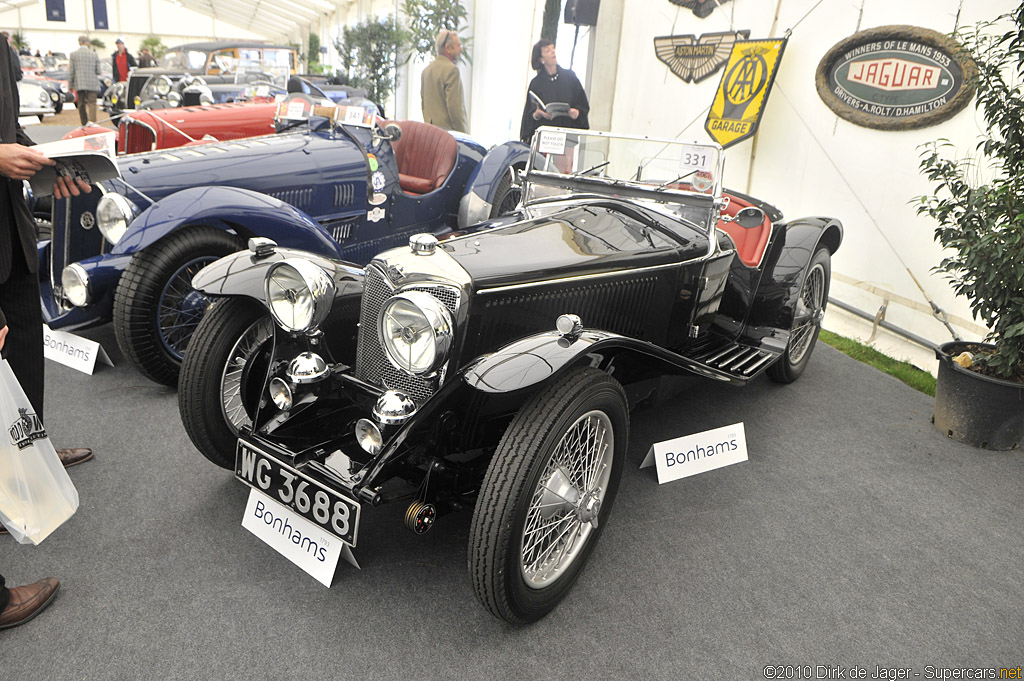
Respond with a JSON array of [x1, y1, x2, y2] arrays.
[[815, 25, 977, 130]]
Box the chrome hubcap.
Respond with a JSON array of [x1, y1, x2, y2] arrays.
[[521, 410, 613, 589]]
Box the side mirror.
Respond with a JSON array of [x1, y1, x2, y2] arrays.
[[734, 206, 766, 229], [383, 122, 402, 142]]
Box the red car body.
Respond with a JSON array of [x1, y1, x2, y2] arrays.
[[64, 101, 279, 154]]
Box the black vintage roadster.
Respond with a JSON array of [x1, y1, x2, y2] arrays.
[[179, 128, 842, 624]]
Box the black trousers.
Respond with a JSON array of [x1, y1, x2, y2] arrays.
[[0, 209, 44, 611], [0, 224, 43, 421]]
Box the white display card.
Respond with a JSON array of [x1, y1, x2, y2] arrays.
[[42, 324, 113, 375], [640, 422, 748, 484]]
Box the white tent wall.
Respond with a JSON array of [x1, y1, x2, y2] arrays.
[[589, 0, 1011, 373]]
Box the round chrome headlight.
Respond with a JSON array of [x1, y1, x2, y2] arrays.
[[154, 75, 172, 96], [96, 194, 137, 244], [49, 90, 59, 102], [38, 90, 49, 104], [199, 92, 214, 106], [265, 259, 335, 333], [61, 264, 90, 307], [379, 291, 453, 376], [168, 92, 182, 107], [60, 82, 68, 93]]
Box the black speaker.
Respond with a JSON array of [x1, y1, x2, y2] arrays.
[[564, 0, 600, 26]]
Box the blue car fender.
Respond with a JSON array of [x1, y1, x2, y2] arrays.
[[458, 141, 530, 227], [111, 185, 345, 260]]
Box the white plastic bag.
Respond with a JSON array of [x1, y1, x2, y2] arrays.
[[0, 359, 79, 544]]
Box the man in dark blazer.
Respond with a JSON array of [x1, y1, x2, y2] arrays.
[[0, 33, 93, 631]]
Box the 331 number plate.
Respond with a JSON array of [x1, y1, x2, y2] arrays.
[[235, 440, 360, 547]]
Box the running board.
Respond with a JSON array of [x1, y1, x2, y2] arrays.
[[689, 342, 781, 380]]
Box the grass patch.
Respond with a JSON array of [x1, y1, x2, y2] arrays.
[[819, 329, 936, 397]]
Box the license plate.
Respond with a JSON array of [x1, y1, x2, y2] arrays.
[[235, 440, 360, 547]]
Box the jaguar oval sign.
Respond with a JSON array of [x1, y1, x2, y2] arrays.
[[815, 25, 977, 130]]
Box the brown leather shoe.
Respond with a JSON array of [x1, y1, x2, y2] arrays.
[[56, 447, 93, 468], [0, 578, 60, 629]]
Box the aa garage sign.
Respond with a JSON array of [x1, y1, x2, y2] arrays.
[[815, 25, 977, 130]]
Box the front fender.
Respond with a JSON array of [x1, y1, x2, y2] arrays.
[[463, 329, 745, 394], [356, 328, 741, 489], [193, 246, 363, 304], [112, 186, 345, 260], [458, 141, 530, 227]]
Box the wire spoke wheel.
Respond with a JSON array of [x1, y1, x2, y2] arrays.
[[157, 257, 219, 359], [114, 226, 243, 386], [179, 297, 273, 469], [768, 247, 831, 384], [788, 261, 826, 365], [469, 367, 628, 624], [220, 315, 275, 433], [521, 410, 612, 588]]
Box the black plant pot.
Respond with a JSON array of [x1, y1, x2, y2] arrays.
[[933, 341, 1024, 450]]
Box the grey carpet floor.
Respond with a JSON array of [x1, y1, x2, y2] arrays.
[[1, 324, 1021, 680]]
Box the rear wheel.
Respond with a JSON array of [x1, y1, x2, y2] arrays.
[[489, 169, 522, 218], [469, 366, 628, 624], [113, 226, 243, 386], [767, 247, 831, 384], [179, 298, 274, 469]]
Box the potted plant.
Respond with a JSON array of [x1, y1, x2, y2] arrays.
[[917, 4, 1024, 450]]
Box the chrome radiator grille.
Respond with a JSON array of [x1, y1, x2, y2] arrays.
[[355, 264, 461, 404]]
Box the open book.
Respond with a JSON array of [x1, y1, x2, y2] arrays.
[[28, 131, 120, 198], [529, 90, 572, 118]]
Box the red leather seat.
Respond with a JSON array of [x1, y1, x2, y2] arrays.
[[716, 193, 772, 267], [389, 120, 457, 195]]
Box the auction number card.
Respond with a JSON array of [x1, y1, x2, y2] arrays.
[[678, 143, 715, 174]]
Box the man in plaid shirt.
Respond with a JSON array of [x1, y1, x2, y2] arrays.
[[68, 35, 101, 125]]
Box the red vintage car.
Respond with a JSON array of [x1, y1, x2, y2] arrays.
[[64, 100, 280, 153]]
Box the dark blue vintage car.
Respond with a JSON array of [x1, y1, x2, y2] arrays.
[[42, 102, 527, 385]]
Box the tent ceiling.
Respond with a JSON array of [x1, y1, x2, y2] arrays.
[[0, 0, 38, 10], [174, 0, 347, 39]]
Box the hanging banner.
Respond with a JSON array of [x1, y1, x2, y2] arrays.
[[704, 38, 787, 149], [669, 0, 733, 19], [815, 25, 977, 131], [92, 0, 109, 30], [654, 30, 750, 84], [44, 0, 66, 22]]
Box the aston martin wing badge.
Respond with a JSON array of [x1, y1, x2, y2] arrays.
[[654, 30, 751, 84]]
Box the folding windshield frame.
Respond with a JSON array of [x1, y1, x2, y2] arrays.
[[523, 127, 726, 234]]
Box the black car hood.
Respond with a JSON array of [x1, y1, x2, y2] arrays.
[[442, 201, 708, 289]]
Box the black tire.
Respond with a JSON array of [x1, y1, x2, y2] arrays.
[[767, 247, 831, 384], [179, 297, 274, 469], [113, 226, 243, 387], [468, 366, 628, 624], [489, 169, 522, 218]]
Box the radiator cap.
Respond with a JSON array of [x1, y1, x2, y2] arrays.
[[409, 233, 438, 255]]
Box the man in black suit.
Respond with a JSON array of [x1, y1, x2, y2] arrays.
[[0, 33, 93, 631]]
